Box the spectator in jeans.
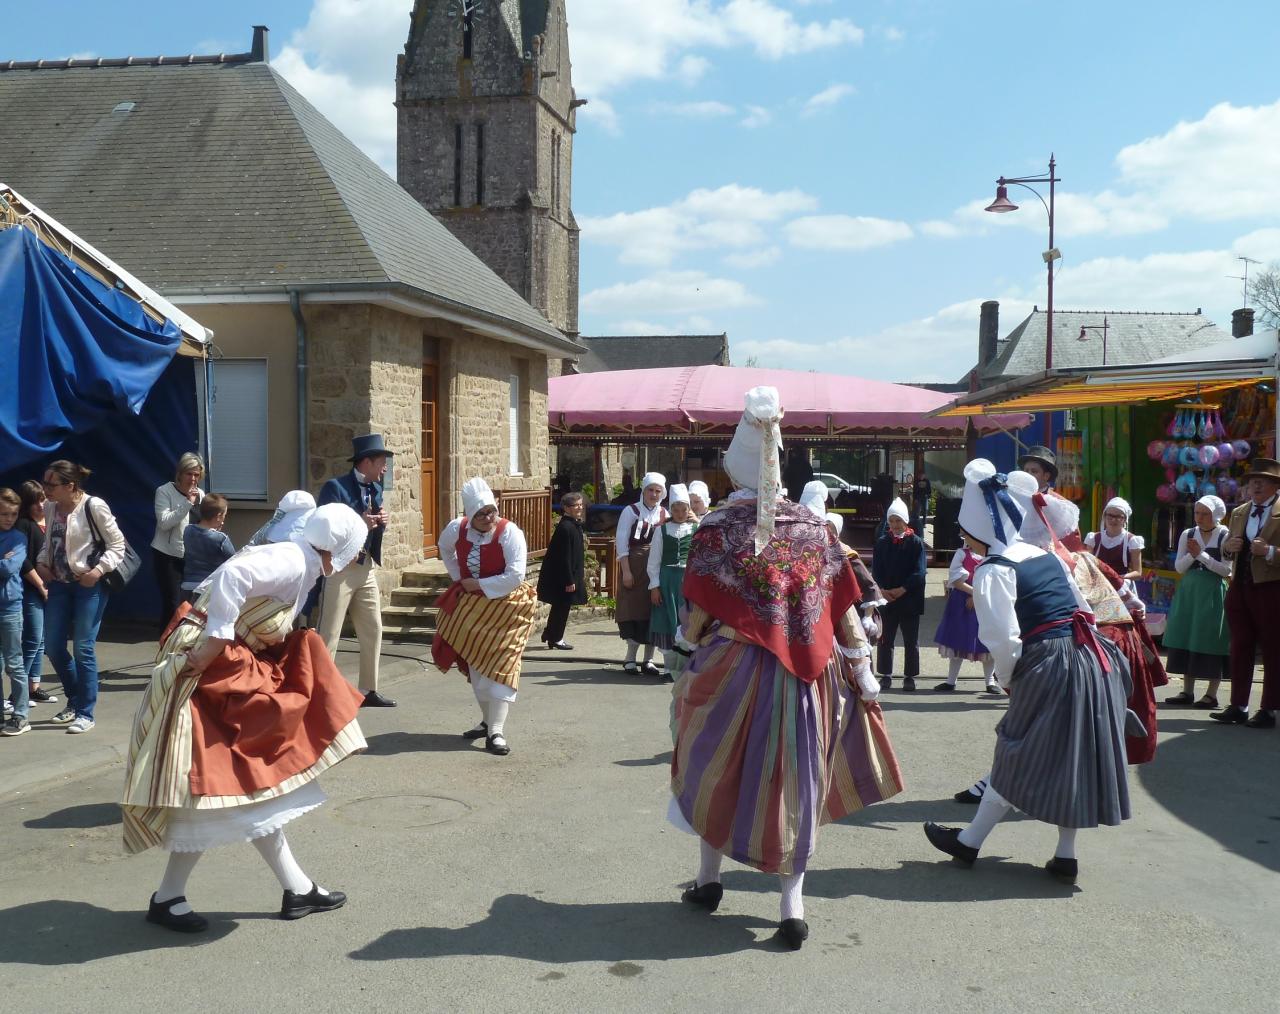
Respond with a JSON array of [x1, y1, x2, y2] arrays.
[[36, 460, 126, 735], [1, 488, 31, 736], [152, 452, 205, 631], [181, 495, 234, 600], [17, 480, 56, 706]]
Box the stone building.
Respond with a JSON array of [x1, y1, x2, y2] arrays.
[[0, 26, 579, 593], [397, 0, 582, 343]]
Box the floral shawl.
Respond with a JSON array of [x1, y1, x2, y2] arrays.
[[683, 500, 861, 682]]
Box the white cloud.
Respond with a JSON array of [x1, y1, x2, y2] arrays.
[[803, 83, 854, 115], [741, 104, 773, 128], [582, 184, 818, 266], [675, 54, 712, 85], [582, 271, 763, 315], [918, 219, 963, 239], [882, 26, 906, 43], [786, 214, 913, 251], [578, 97, 621, 135], [725, 246, 782, 268], [651, 100, 737, 118]]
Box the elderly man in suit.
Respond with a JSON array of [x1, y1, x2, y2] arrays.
[[1212, 457, 1280, 729], [317, 434, 397, 708]]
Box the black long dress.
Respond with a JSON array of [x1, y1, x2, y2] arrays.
[[537, 515, 588, 607]]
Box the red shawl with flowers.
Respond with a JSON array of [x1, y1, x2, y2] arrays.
[[682, 500, 861, 683]]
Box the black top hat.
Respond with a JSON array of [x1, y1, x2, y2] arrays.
[[1242, 457, 1280, 483], [1018, 444, 1058, 479], [350, 433, 396, 462]]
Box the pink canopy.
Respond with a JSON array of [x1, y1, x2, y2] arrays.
[[550, 365, 1029, 436]]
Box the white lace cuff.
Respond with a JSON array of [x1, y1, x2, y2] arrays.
[[861, 598, 887, 611], [837, 643, 872, 660]]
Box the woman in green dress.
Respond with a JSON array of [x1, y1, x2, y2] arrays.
[[647, 484, 698, 681], [1163, 495, 1232, 709]]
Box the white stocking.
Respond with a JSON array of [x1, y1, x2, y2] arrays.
[[662, 649, 679, 675], [252, 829, 317, 895], [1055, 826, 1078, 860], [156, 850, 202, 914], [957, 784, 1012, 850], [625, 640, 640, 664], [642, 643, 655, 663], [697, 838, 723, 886], [471, 680, 488, 721], [982, 658, 995, 683], [946, 657, 963, 684], [487, 700, 510, 737], [779, 872, 805, 921]]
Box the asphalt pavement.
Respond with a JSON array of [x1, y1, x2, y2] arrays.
[[0, 572, 1276, 1014]]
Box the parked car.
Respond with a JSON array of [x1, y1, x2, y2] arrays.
[[814, 472, 869, 495]]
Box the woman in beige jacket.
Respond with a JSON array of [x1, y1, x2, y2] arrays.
[[151, 453, 205, 631], [35, 461, 125, 734]]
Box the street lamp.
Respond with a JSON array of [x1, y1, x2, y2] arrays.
[[986, 154, 1061, 442], [1077, 316, 1110, 366]]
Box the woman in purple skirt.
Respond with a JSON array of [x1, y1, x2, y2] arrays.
[[933, 546, 996, 693]]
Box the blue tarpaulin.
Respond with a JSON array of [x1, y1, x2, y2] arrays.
[[0, 224, 185, 473]]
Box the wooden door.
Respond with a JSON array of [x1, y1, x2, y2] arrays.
[[421, 364, 439, 556]]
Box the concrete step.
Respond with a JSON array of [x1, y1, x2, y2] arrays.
[[382, 558, 545, 643], [390, 586, 442, 608]]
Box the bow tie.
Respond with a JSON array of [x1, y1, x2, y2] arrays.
[[1253, 504, 1269, 520]]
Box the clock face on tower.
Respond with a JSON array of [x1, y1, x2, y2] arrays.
[[446, 0, 482, 17]]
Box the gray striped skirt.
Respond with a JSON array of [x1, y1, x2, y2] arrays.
[[990, 635, 1132, 829]]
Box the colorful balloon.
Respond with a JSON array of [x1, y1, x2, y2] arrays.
[[1147, 440, 1166, 461], [1198, 445, 1220, 467], [1179, 446, 1201, 468], [1217, 442, 1235, 463], [1156, 483, 1178, 504], [1162, 445, 1181, 467], [1232, 439, 1252, 460]]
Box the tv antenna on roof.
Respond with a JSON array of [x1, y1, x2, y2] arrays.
[[1227, 255, 1262, 307]]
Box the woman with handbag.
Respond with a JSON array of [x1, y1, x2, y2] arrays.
[[35, 460, 126, 734], [152, 453, 205, 632]]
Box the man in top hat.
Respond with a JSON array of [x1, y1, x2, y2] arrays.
[[316, 434, 397, 708], [1018, 445, 1058, 495], [1213, 457, 1280, 729]]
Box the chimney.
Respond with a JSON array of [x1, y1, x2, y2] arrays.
[[1232, 307, 1255, 338], [979, 300, 1000, 367], [251, 25, 270, 62]]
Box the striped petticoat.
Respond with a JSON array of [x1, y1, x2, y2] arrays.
[[433, 582, 539, 691], [671, 633, 903, 875], [120, 594, 365, 855], [990, 635, 1132, 829]]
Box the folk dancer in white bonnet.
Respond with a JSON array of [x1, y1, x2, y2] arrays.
[[924, 460, 1132, 885], [800, 480, 885, 644], [671, 387, 903, 950], [121, 503, 370, 933], [434, 478, 538, 756], [1163, 494, 1231, 709], [647, 483, 697, 681], [1085, 496, 1145, 597], [615, 472, 669, 676], [687, 480, 711, 520]]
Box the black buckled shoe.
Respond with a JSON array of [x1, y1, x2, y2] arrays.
[[681, 881, 724, 912], [642, 661, 662, 677], [281, 882, 347, 920], [933, 682, 956, 693], [146, 894, 209, 934], [902, 676, 917, 692], [550, 640, 574, 651], [462, 720, 488, 741], [953, 786, 984, 804], [1164, 691, 1194, 705], [923, 822, 978, 867], [361, 690, 398, 708], [1045, 856, 1079, 885], [1210, 705, 1249, 725], [776, 918, 809, 950], [486, 733, 511, 756]]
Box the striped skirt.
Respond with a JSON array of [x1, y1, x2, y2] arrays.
[[990, 635, 1132, 829], [671, 634, 903, 875], [433, 582, 539, 691]]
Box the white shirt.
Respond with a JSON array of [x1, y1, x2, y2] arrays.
[[438, 517, 528, 599], [1085, 529, 1145, 558], [202, 540, 323, 641], [1174, 526, 1231, 578], [1245, 497, 1277, 541], [646, 520, 697, 589], [615, 501, 667, 558], [972, 542, 1090, 689], [947, 547, 979, 589]]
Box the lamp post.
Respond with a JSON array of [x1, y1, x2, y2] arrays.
[[1077, 316, 1109, 366], [986, 155, 1061, 442]]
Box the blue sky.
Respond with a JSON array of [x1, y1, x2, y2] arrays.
[[8, 1, 1280, 381]]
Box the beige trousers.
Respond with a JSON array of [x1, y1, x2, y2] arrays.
[[318, 558, 382, 693]]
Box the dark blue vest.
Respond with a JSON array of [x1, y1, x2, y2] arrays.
[[982, 553, 1077, 642]]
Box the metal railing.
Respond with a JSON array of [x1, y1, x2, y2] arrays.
[[496, 487, 552, 558]]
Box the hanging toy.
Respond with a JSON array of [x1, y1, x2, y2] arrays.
[[1219, 477, 1239, 501], [1198, 479, 1218, 497], [1147, 440, 1166, 461], [1232, 439, 1252, 460], [1198, 444, 1220, 468], [1217, 442, 1235, 464], [1179, 445, 1201, 468], [1213, 409, 1228, 440], [1156, 483, 1178, 504], [1176, 472, 1198, 495], [1162, 444, 1181, 468]]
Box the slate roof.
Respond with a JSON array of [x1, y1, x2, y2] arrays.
[[977, 309, 1230, 383], [572, 334, 730, 374], [0, 53, 575, 352]]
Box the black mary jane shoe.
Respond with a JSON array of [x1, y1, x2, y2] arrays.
[[281, 882, 347, 920], [1210, 705, 1249, 725], [1164, 691, 1195, 706], [146, 894, 209, 934], [623, 661, 640, 676], [923, 821, 978, 867], [775, 918, 809, 951], [1045, 856, 1079, 885], [550, 640, 574, 651], [641, 661, 662, 677], [681, 881, 724, 913], [462, 721, 488, 741], [1193, 696, 1218, 710], [933, 682, 956, 693], [486, 733, 512, 756], [953, 787, 983, 804]]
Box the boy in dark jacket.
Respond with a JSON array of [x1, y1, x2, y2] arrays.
[[537, 493, 587, 649], [872, 497, 927, 691]]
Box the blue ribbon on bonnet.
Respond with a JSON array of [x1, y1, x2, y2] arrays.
[[978, 473, 1022, 545]]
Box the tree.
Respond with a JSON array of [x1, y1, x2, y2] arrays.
[[1248, 262, 1280, 328]]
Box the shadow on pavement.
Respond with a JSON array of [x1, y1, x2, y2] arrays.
[[350, 894, 772, 963], [615, 751, 673, 768], [535, 669, 670, 688], [722, 860, 1078, 903], [24, 802, 121, 830], [836, 797, 1030, 828], [1139, 720, 1280, 873], [878, 699, 1005, 714], [0, 901, 251, 960], [363, 731, 476, 757]]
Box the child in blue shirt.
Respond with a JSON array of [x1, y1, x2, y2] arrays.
[[0, 488, 30, 735]]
